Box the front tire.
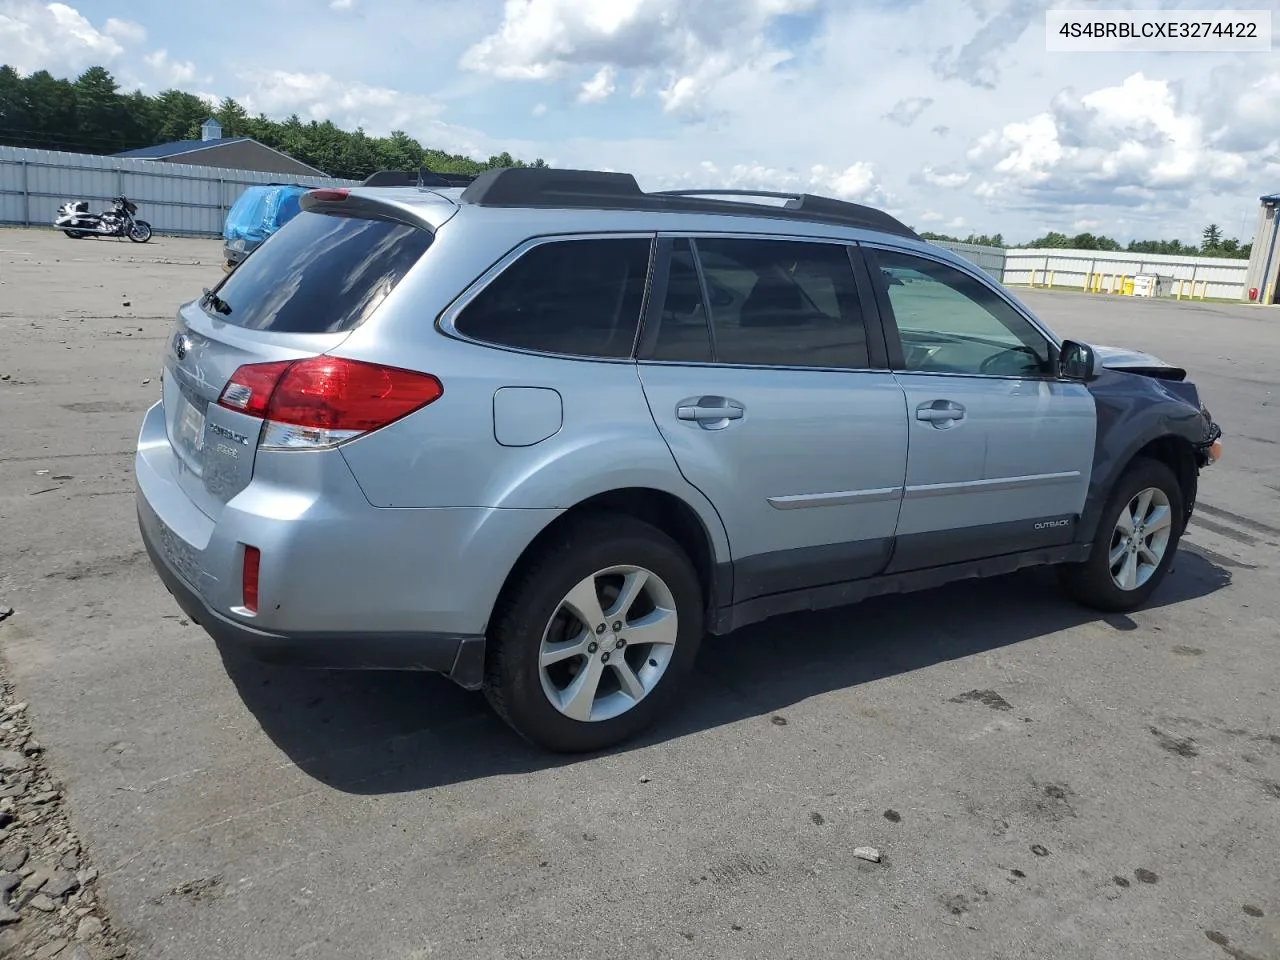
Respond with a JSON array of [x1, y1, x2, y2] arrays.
[[128, 220, 153, 243], [483, 512, 704, 752], [1059, 457, 1184, 612]]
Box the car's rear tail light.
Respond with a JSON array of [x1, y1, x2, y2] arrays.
[[218, 360, 292, 417], [242, 545, 261, 613], [216, 356, 443, 450], [308, 188, 350, 202]]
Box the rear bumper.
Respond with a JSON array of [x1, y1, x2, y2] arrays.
[[138, 505, 486, 686]]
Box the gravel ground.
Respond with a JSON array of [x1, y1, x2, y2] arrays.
[[0, 666, 123, 960], [1, 227, 1278, 960]]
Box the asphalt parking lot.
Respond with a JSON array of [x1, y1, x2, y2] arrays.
[[1, 226, 1278, 960]]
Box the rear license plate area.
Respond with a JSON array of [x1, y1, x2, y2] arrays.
[[155, 513, 202, 588], [175, 392, 207, 456]]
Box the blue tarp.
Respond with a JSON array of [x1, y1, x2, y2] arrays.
[[223, 184, 310, 246]]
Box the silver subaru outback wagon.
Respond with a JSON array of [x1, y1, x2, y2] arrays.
[[136, 168, 1223, 752]]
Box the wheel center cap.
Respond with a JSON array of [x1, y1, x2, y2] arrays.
[[602, 632, 619, 653]]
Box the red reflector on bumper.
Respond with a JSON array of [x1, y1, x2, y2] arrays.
[[242, 545, 261, 613]]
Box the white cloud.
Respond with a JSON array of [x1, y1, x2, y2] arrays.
[[920, 166, 971, 188], [103, 17, 145, 44], [966, 72, 1256, 213], [0, 0, 123, 73], [1201, 64, 1280, 154], [144, 49, 196, 86], [577, 64, 615, 103], [238, 69, 444, 132], [330, 0, 355, 9], [461, 0, 816, 115], [932, 0, 1045, 89], [532, 102, 548, 116], [919, 210, 945, 222], [883, 97, 933, 127], [675, 159, 894, 207], [232, 68, 505, 161]]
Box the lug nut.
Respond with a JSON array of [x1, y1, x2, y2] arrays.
[[616, 638, 626, 648], [612, 621, 622, 632], [596, 623, 607, 635], [601, 652, 611, 663], [587, 642, 598, 654]]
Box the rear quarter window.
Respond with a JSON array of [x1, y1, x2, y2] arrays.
[[453, 237, 653, 358], [206, 210, 432, 333]]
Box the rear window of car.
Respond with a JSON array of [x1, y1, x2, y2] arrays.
[[205, 211, 431, 333], [453, 237, 652, 358]]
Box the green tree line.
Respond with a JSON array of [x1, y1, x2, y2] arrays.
[[0, 65, 545, 180], [919, 223, 1251, 259]]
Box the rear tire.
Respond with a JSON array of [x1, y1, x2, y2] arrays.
[[63, 230, 84, 239], [1059, 457, 1184, 612], [483, 512, 704, 753]]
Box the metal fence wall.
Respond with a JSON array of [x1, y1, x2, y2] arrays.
[[0, 145, 359, 237], [1002, 247, 1249, 300], [931, 239, 1008, 281], [924, 240, 1248, 299]]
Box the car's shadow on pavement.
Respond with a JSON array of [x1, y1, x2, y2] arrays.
[[219, 548, 1232, 795]]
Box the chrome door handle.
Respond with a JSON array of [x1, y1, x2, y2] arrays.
[[676, 396, 745, 429]]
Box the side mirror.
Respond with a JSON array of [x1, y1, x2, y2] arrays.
[[1058, 339, 1100, 381]]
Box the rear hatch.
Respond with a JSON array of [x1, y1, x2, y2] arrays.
[[164, 200, 435, 519]]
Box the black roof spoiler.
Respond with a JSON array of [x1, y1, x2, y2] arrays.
[[458, 167, 919, 239], [361, 169, 480, 188]]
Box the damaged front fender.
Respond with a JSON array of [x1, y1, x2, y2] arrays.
[[1076, 366, 1221, 545]]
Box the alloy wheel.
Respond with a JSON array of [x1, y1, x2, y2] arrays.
[[1109, 486, 1173, 591], [538, 565, 679, 723]]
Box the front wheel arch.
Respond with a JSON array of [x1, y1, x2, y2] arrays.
[[1127, 434, 1198, 525], [1080, 432, 1199, 545]]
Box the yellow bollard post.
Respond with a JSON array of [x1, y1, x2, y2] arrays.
[[1266, 283, 1275, 305], [1176, 279, 1183, 300], [1030, 269, 1037, 287], [1048, 270, 1055, 289]]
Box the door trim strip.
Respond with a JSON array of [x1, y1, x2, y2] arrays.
[[767, 486, 903, 510], [903, 470, 1081, 500]]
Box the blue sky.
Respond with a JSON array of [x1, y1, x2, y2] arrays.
[[2, 0, 1278, 243]]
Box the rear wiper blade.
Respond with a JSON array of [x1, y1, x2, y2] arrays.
[[200, 288, 231, 315]]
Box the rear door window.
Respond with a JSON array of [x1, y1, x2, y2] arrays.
[[648, 236, 870, 369], [205, 211, 432, 333], [453, 237, 653, 358]]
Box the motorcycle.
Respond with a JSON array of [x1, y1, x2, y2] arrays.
[[54, 196, 153, 243]]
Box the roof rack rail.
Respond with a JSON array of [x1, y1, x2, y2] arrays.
[[361, 168, 479, 188], [458, 168, 918, 239]]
